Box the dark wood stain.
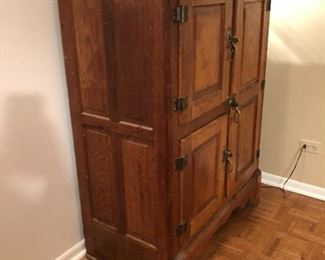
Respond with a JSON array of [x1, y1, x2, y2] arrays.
[[59, 0, 270, 259]]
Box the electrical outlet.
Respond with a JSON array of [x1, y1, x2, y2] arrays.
[[299, 139, 322, 154]]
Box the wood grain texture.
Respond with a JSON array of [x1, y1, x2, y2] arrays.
[[203, 189, 325, 260], [59, 0, 270, 259], [85, 128, 118, 227], [178, 0, 232, 124], [241, 1, 263, 86], [180, 116, 228, 246], [73, 0, 110, 116], [59, 0, 169, 259], [122, 139, 157, 246], [228, 0, 269, 197]]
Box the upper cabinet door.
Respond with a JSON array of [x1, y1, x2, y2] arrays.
[[177, 0, 233, 125], [228, 0, 270, 195]]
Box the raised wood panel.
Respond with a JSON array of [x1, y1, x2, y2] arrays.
[[241, 1, 263, 86], [237, 99, 257, 175], [73, 1, 110, 115], [122, 139, 157, 246], [109, 0, 159, 127], [179, 0, 232, 124], [192, 138, 219, 215], [194, 6, 222, 94], [180, 116, 227, 245], [85, 128, 118, 227]]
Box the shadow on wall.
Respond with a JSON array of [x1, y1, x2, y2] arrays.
[[0, 95, 80, 259]]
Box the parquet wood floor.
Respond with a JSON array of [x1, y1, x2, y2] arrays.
[[82, 189, 325, 260], [203, 188, 325, 260]]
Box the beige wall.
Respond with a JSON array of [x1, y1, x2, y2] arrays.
[[0, 1, 83, 259], [260, 0, 325, 188]]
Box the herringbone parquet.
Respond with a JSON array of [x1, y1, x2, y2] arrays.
[[203, 188, 325, 260]]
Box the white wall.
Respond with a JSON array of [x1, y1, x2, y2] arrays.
[[0, 1, 83, 259], [260, 0, 325, 187]]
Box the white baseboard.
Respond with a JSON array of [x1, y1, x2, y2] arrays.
[[55, 239, 86, 260], [261, 171, 325, 201]]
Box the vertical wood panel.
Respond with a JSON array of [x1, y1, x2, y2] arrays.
[[122, 139, 157, 246], [194, 6, 222, 93], [111, 0, 159, 126], [241, 2, 263, 85], [237, 100, 257, 173], [73, 1, 110, 115], [85, 128, 118, 227]]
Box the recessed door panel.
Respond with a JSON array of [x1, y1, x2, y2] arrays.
[[178, 0, 233, 124], [237, 100, 257, 172], [73, 1, 110, 116], [121, 139, 158, 247], [179, 115, 227, 246], [85, 128, 119, 227], [241, 2, 263, 86]]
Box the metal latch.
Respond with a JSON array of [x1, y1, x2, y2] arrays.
[[176, 221, 188, 236], [174, 97, 188, 112], [223, 149, 234, 174], [175, 155, 188, 171]]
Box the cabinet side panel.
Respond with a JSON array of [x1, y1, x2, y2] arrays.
[[59, 0, 169, 259]]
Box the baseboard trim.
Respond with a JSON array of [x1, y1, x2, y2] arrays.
[[261, 171, 325, 201], [55, 239, 86, 260]]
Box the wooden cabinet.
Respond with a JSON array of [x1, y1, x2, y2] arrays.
[[59, 0, 270, 259]]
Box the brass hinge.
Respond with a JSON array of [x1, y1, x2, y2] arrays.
[[261, 80, 266, 90], [256, 150, 261, 159], [175, 155, 187, 171], [176, 221, 188, 236], [174, 97, 188, 112], [267, 0, 271, 11], [175, 155, 188, 171], [223, 149, 233, 162], [174, 6, 189, 23]]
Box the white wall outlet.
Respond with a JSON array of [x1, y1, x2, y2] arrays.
[[299, 139, 322, 154]]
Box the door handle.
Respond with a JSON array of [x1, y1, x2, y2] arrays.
[[227, 30, 239, 62], [228, 96, 241, 123], [223, 149, 234, 174]]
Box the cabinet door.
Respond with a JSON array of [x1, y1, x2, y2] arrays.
[[177, 0, 233, 125], [179, 115, 227, 246], [228, 0, 270, 195]]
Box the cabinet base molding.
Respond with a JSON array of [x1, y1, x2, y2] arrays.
[[176, 169, 261, 260]]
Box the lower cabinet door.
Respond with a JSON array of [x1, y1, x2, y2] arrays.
[[179, 115, 228, 246]]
